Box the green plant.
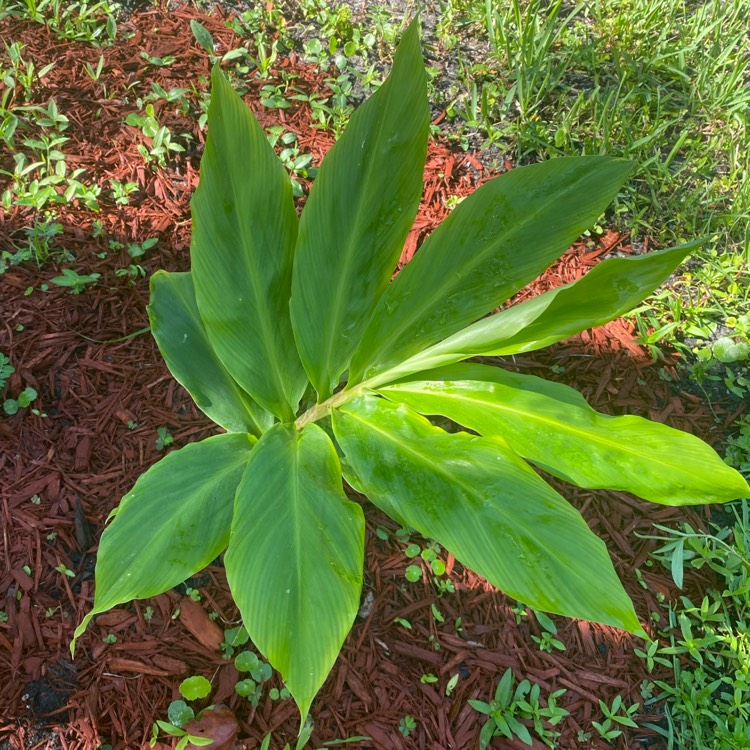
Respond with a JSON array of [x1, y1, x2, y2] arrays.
[[49, 268, 100, 293], [109, 178, 138, 205], [470, 668, 568, 748], [150, 676, 215, 750], [124, 105, 187, 167], [22, 218, 67, 266], [591, 696, 639, 742], [637, 499, 750, 748], [258, 720, 369, 750], [3, 386, 38, 415], [73, 20, 750, 730], [399, 715, 416, 737], [0, 353, 14, 390], [55, 563, 75, 578], [531, 609, 565, 653], [155, 426, 173, 450], [233, 648, 273, 705]]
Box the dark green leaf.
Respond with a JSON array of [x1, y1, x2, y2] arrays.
[[72, 433, 256, 647], [379, 362, 750, 505], [191, 67, 307, 421], [225, 423, 364, 723], [290, 19, 429, 399], [148, 270, 272, 435], [350, 157, 633, 382], [190, 20, 215, 54], [360, 242, 702, 385], [333, 396, 642, 632]]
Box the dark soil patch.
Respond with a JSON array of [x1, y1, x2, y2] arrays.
[[1, 5, 745, 750]]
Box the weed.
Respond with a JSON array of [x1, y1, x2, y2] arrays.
[[470, 668, 568, 748], [3, 386, 38, 415], [150, 677, 214, 749], [530, 609, 565, 653], [154, 426, 173, 450], [124, 105, 187, 167], [109, 178, 138, 205], [592, 696, 639, 742], [49, 268, 100, 293], [399, 715, 416, 737], [0, 353, 14, 390], [637, 500, 750, 748]]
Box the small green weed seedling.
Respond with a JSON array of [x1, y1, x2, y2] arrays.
[[124, 105, 186, 167], [470, 668, 568, 748], [155, 426, 173, 450], [399, 715, 416, 737], [531, 609, 565, 653], [54, 563, 75, 578], [23, 218, 68, 266], [591, 696, 639, 742], [49, 268, 100, 294], [140, 51, 175, 68], [109, 178, 138, 205], [234, 648, 273, 706], [150, 675, 214, 750], [0, 353, 14, 390], [3, 386, 38, 415], [73, 19, 750, 731], [116, 236, 157, 282], [258, 720, 369, 750]]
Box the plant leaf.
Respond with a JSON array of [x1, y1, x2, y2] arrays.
[[148, 270, 273, 435], [290, 19, 429, 399], [190, 66, 307, 421], [372, 241, 701, 382], [349, 156, 633, 382], [225, 423, 364, 723], [72, 433, 256, 649], [190, 19, 215, 53], [333, 396, 643, 633], [379, 362, 750, 505]]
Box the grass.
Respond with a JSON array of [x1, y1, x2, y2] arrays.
[[0, 0, 748, 747], [636, 500, 750, 749], [436, 0, 750, 407]]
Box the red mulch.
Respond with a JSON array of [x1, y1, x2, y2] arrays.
[[0, 6, 744, 750]]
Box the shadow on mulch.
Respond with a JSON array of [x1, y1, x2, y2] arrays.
[[1, 5, 745, 750]]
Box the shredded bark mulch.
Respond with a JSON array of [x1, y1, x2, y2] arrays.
[[1, 6, 745, 750]]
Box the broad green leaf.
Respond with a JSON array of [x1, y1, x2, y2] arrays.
[[191, 66, 307, 421], [225, 423, 364, 722], [379, 363, 750, 505], [290, 19, 429, 399], [349, 156, 633, 382], [333, 396, 642, 632], [148, 270, 273, 435], [362, 242, 701, 386], [72, 433, 256, 648], [190, 19, 215, 53]]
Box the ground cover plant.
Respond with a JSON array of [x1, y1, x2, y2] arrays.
[[71, 18, 750, 729]]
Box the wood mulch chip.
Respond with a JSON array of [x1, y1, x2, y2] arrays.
[[0, 6, 745, 750]]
